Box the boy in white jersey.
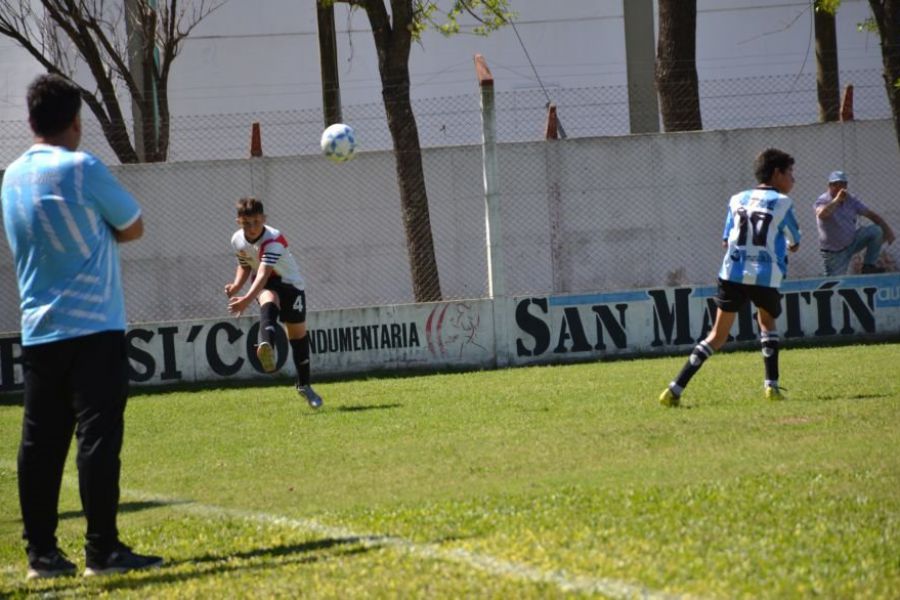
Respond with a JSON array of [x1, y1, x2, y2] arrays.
[[659, 148, 801, 407], [225, 197, 323, 408]]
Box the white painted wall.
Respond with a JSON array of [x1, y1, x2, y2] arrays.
[[149, 0, 890, 113], [0, 0, 885, 120], [2, 118, 897, 333]]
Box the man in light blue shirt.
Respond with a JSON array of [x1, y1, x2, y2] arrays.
[[1, 74, 161, 579], [3, 133, 140, 345]]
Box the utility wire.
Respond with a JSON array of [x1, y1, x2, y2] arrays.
[[508, 18, 566, 139], [785, 2, 815, 100]]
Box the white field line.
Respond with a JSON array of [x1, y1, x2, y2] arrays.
[[0, 460, 684, 599]]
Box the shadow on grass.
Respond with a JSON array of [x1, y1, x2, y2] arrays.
[[15, 537, 377, 595], [58, 499, 191, 521], [181, 536, 374, 565], [797, 392, 891, 402], [0, 392, 23, 407], [336, 403, 402, 413]]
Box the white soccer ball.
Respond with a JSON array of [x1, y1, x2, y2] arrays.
[[320, 123, 357, 163]]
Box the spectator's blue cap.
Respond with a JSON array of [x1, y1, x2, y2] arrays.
[[828, 170, 848, 183]]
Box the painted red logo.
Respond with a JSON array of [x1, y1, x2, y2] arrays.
[[425, 302, 487, 358]]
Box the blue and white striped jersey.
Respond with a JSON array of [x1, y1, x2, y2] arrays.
[[2, 144, 141, 345], [718, 186, 801, 289]]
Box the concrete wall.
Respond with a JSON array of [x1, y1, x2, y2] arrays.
[[2, 273, 898, 392], [2, 119, 899, 333], [501, 119, 900, 295]]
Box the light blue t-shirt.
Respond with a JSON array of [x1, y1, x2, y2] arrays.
[[1, 144, 141, 346], [718, 186, 801, 289]]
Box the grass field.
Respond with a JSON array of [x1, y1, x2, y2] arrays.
[[1, 342, 898, 598]]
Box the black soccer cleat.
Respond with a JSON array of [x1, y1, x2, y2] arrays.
[[297, 384, 323, 409], [27, 548, 77, 580], [83, 543, 163, 577]]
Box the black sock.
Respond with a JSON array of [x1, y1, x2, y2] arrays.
[[290, 335, 310, 387], [761, 331, 780, 387], [672, 340, 714, 394], [259, 302, 279, 346]]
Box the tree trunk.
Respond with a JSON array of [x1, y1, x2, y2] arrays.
[[382, 75, 443, 303], [140, 8, 162, 162], [69, 28, 142, 162], [815, 5, 841, 122], [155, 76, 171, 161], [317, 1, 343, 127], [363, 0, 442, 303], [138, 69, 161, 162], [869, 0, 900, 153], [655, 0, 702, 131], [80, 94, 140, 163]]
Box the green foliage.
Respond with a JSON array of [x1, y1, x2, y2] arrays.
[[813, 1, 877, 36], [429, 0, 514, 37], [857, 16, 878, 33], [327, 0, 514, 39], [1, 343, 898, 597], [814, 0, 841, 15]]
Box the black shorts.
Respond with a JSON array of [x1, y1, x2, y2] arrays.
[[261, 278, 307, 323], [714, 278, 782, 318]]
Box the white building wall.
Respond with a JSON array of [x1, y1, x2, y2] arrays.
[[0, 0, 885, 120], [2, 118, 897, 334], [162, 0, 889, 113]]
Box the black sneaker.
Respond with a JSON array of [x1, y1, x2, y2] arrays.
[[84, 543, 163, 577], [27, 548, 77, 580]]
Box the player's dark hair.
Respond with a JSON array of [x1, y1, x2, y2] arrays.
[[27, 74, 82, 137], [236, 197, 264, 217], [754, 148, 794, 184]]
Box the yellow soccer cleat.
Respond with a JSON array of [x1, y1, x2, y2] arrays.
[[765, 386, 785, 401], [659, 387, 680, 408]]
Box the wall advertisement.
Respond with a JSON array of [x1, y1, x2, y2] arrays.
[[506, 274, 900, 365], [1, 276, 898, 393], [0, 299, 495, 392]]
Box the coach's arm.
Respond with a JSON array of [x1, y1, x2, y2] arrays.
[[114, 216, 144, 243]]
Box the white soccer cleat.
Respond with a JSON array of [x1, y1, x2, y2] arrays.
[[256, 341, 277, 373]]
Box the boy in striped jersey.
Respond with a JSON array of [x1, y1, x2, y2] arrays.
[[225, 197, 323, 408], [659, 148, 801, 407]]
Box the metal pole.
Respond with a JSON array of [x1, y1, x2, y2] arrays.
[[474, 54, 505, 299], [623, 0, 660, 133]]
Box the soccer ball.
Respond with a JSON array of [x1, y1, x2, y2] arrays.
[[320, 123, 357, 163]]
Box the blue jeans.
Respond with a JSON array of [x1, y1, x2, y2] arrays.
[[820, 224, 884, 275]]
